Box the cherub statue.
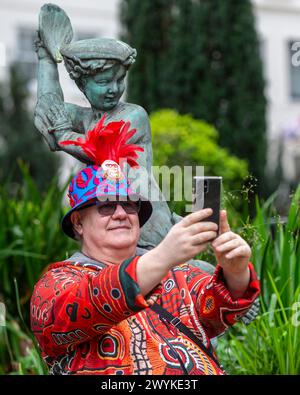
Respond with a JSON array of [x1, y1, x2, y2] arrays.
[[34, 3, 176, 250]]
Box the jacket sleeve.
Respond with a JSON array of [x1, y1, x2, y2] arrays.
[[187, 262, 260, 338], [30, 257, 161, 356]]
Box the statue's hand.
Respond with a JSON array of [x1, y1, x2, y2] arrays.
[[34, 33, 53, 61], [45, 102, 73, 134], [34, 93, 73, 148]]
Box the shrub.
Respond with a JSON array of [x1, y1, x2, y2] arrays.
[[0, 163, 77, 374], [150, 109, 249, 214]]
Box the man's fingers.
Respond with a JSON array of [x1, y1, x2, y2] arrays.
[[219, 210, 231, 234], [213, 238, 241, 253], [212, 231, 238, 247], [188, 221, 218, 235], [225, 245, 250, 259], [191, 231, 218, 245], [182, 208, 213, 227]]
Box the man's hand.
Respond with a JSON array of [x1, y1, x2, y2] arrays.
[[212, 210, 251, 298], [155, 208, 218, 270], [137, 208, 218, 296]]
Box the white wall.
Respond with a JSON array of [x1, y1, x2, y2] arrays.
[[253, 0, 300, 181]]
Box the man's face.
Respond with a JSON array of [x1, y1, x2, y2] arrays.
[[72, 202, 140, 255], [83, 63, 126, 111]]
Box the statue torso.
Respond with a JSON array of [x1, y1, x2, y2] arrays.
[[65, 101, 149, 144]]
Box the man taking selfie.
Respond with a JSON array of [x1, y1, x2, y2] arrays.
[[30, 118, 260, 375]]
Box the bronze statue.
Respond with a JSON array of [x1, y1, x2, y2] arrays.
[[34, 3, 176, 250]]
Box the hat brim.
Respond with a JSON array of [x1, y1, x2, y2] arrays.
[[61, 194, 153, 240]]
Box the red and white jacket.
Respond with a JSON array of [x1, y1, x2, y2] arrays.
[[30, 252, 260, 375]]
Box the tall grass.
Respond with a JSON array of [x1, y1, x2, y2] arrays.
[[218, 184, 300, 374], [0, 162, 77, 316], [0, 162, 77, 374]]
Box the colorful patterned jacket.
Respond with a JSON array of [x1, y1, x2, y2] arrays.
[[30, 251, 260, 375]]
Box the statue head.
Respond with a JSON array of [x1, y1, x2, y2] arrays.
[[60, 38, 137, 110]]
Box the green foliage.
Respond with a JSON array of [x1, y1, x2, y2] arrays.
[[0, 160, 78, 374], [120, 0, 172, 110], [252, 188, 300, 308], [218, 299, 300, 375], [150, 109, 248, 214], [189, 0, 267, 191], [0, 163, 76, 299], [0, 64, 59, 192], [120, 0, 267, 196], [218, 184, 300, 374], [0, 318, 48, 375], [0, 163, 78, 374], [0, 162, 77, 320]]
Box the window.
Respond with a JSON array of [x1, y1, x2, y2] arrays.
[[16, 27, 37, 81], [289, 39, 300, 100], [0, 42, 6, 67]]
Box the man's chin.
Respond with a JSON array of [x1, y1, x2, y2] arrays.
[[107, 235, 137, 249]]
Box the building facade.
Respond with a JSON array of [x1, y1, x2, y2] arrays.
[[0, 0, 299, 185], [254, 0, 300, 183]]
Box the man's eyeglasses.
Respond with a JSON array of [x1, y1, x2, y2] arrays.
[[96, 201, 141, 216], [78, 200, 141, 216]]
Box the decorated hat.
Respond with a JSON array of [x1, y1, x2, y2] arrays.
[[60, 115, 152, 239]]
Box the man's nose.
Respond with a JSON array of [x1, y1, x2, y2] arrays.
[[111, 204, 127, 219]]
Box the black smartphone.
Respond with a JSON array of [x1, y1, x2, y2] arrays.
[[192, 176, 222, 230]]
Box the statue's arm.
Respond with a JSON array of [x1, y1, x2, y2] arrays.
[[53, 130, 91, 164], [34, 38, 90, 163], [51, 103, 91, 164], [41, 101, 92, 163], [35, 92, 90, 164], [34, 38, 67, 150], [35, 38, 64, 100]]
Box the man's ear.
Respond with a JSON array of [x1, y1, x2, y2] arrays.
[[71, 211, 83, 236]]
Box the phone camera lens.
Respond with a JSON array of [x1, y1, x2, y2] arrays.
[[204, 180, 209, 193]]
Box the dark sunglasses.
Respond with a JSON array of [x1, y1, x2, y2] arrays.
[[77, 200, 141, 216]]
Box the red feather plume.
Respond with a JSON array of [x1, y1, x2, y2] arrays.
[[60, 114, 144, 168]]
